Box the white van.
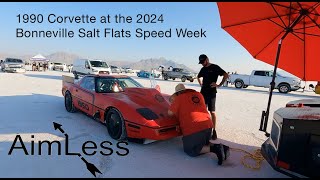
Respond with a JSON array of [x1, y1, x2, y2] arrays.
[[72, 59, 112, 78]]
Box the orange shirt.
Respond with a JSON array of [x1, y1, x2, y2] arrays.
[[169, 89, 213, 136]]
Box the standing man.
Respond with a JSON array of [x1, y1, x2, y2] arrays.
[[168, 84, 230, 165], [197, 54, 229, 140]]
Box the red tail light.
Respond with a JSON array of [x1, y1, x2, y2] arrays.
[[286, 103, 304, 108], [276, 160, 290, 170]]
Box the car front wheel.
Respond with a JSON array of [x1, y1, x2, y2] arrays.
[[105, 108, 127, 140], [278, 84, 290, 93]]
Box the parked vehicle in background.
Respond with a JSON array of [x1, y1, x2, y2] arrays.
[[72, 59, 112, 79], [125, 68, 134, 73], [119, 67, 126, 73], [111, 65, 121, 74], [162, 68, 196, 82], [137, 70, 160, 78], [151, 68, 162, 78], [229, 70, 302, 93], [53, 62, 67, 71], [1, 58, 26, 73], [0, 60, 3, 71]]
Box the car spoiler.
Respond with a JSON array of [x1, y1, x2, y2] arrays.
[[62, 75, 74, 84]]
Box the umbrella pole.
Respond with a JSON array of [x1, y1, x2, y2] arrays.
[[259, 12, 304, 137], [259, 39, 282, 137]]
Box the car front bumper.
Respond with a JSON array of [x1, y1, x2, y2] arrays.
[[125, 121, 181, 140], [4, 68, 26, 73]]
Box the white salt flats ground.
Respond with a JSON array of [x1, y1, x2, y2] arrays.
[[0, 70, 318, 178]]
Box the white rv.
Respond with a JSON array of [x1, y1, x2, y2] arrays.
[[72, 59, 112, 78]]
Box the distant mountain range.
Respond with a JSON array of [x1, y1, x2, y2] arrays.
[[0, 51, 195, 72]]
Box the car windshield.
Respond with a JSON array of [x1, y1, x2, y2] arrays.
[[54, 63, 63, 65], [90, 61, 109, 68], [96, 77, 143, 93], [7, 58, 23, 63]]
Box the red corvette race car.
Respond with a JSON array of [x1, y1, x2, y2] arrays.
[[62, 74, 181, 143]]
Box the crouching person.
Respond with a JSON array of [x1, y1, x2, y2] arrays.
[[168, 83, 230, 165]]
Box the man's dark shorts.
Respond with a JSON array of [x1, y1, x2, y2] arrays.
[[204, 95, 216, 112], [182, 128, 212, 157]]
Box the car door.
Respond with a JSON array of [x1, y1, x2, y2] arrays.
[[74, 76, 95, 115], [250, 71, 268, 87], [171, 68, 178, 78], [263, 71, 273, 87]]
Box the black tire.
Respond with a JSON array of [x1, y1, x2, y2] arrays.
[[235, 80, 244, 88], [73, 71, 79, 79], [164, 74, 168, 80], [65, 91, 77, 113], [172, 78, 175, 80], [181, 76, 187, 82], [105, 108, 127, 140], [243, 85, 248, 88], [278, 84, 290, 93], [189, 79, 194, 82]]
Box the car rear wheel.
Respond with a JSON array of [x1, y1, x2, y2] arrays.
[[65, 91, 76, 113], [105, 108, 127, 140], [164, 74, 168, 80], [181, 76, 187, 82], [235, 80, 244, 88]]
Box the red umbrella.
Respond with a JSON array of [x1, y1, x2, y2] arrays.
[[217, 2, 320, 135]]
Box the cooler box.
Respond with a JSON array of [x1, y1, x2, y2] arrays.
[[261, 107, 320, 178]]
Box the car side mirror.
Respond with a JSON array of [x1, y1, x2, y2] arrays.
[[309, 84, 315, 88]]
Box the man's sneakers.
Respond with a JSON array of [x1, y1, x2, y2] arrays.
[[210, 143, 230, 165], [211, 129, 217, 140]]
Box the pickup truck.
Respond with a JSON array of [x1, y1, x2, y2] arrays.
[[229, 70, 302, 93], [1, 58, 26, 73], [162, 68, 197, 82], [61, 74, 180, 142]]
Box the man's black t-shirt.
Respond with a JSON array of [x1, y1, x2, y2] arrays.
[[197, 64, 226, 96]]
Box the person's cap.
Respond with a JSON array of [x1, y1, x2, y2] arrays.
[[199, 54, 208, 64], [175, 83, 186, 93], [169, 83, 186, 102]]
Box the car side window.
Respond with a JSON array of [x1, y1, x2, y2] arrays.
[[80, 77, 88, 89], [80, 77, 95, 92], [85, 61, 90, 69], [254, 71, 266, 76], [265, 71, 269, 76]]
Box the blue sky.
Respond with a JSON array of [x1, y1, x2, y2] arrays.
[[0, 2, 294, 75]]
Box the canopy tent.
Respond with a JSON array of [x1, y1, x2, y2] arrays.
[[30, 54, 49, 62]]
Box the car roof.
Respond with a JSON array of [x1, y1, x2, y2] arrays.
[[85, 74, 130, 78]]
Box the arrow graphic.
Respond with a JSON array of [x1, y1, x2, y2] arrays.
[[52, 121, 102, 177], [53, 122, 65, 133], [81, 157, 102, 177]]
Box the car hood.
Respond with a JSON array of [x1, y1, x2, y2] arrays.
[[103, 87, 178, 127], [181, 71, 195, 75]]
